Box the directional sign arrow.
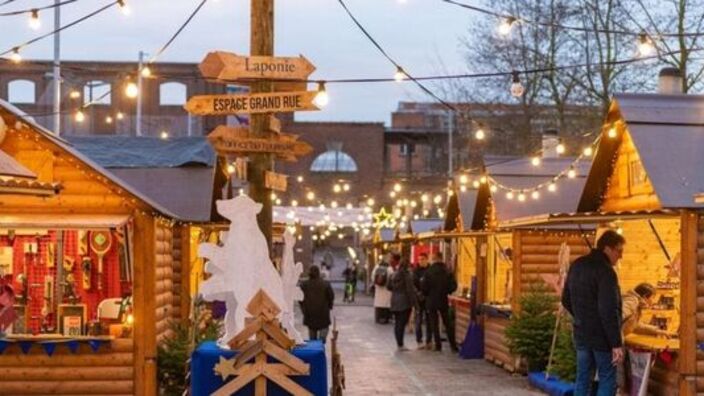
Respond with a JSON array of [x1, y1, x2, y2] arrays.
[[184, 91, 319, 116], [207, 126, 313, 162], [199, 51, 316, 81]]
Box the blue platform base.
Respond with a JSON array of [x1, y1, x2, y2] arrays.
[[191, 340, 328, 396], [527, 372, 574, 396]]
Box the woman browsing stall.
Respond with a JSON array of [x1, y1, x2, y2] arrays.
[[622, 283, 672, 338]]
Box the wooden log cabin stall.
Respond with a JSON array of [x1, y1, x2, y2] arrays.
[[439, 150, 592, 371], [501, 92, 704, 395], [0, 100, 187, 396]]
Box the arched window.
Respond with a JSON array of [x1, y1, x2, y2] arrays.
[[83, 80, 111, 105], [310, 142, 358, 173], [159, 82, 187, 106], [7, 80, 36, 103]]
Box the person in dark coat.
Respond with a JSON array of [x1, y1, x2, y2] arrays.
[[422, 252, 458, 352], [562, 230, 625, 396], [413, 252, 432, 349], [300, 265, 335, 343], [389, 259, 418, 351]]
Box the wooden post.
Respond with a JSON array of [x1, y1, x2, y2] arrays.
[[250, 0, 275, 249], [133, 211, 157, 396], [511, 231, 522, 312], [180, 224, 192, 324], [679, 210, 698, 395]]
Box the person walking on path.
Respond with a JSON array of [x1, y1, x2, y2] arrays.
[[372, 254, 394, 324], [300, 265, 335, 343], [343, 262, 358, 303], [389, 259, 418, 351], [413, 252, 432, 349], [422, 252, 458, 352], [561, 230, 625, 396]]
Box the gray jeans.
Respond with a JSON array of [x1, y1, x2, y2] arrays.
[[308, 327, 329, 344]]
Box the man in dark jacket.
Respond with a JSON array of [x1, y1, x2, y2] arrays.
[[300, 265, 335, 343], [562, 230, 625, 396], [389, 259, 418, 351], [413, 253, 432, 349], [422, 252, 458, 352]]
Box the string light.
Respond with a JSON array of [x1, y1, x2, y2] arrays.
[[125, 82, 139, 98], [472, 180, 480, 188], [506, 191, 514, 200], [331, 201, 338, 208], [583, 147, 593, 157], [607, 127, 617, 138], [637, 32, 655, 57], [510, 71, 524, 97], [459, 174, 469, 185], [498, 16, 517, 36], [394, 66, 406, 82], [160, 131, 169, 139], [291, 200, 298, 207], [460, 185, 467, 192], [567, 167, 577, 178], [433, 195, 442, 204], [10, 47, 21, 63], [531, 191, 540, 200], [517, 192, 526, 202], [480, 176, 487, 184], [490, 184, 498, 193], [69, 90, 81, 99], [366, 197, 375, 206], [313, 81, 329, 107], [306, 191, 315, 201], [29, 9, 40, 30], [548, 182, 557, 192], [475, 127, 486, 140], [420, 194, 428, 203], [116, 112, 124, 120], [270, 192, 277, 201], [74, 110, 85, 122], [389, 191, 397, 198], [105, 115, 113, 124], [556, 142, 566, 155], [343, 183, 350, 191], [531, 156, 541, 166], [140, 66, 152, 78], [297, 175, 304, 183], [333, 184, 342, 193]]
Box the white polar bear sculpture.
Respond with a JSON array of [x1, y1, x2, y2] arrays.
[[281, 230, 304, 344], [197, 195, 300, 346]]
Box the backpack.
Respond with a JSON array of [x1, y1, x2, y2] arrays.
[[374, 266, 389, 287]]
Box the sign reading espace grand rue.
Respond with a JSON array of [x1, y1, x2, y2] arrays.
[[184, 91, 318, 115]]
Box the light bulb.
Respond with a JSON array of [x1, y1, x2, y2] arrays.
[[480, 176, 487, 184], [74, 110, 85, 123], [498, 17, 516, 36], [393, 183, 402, 192], [433, 195, 442, 204], [510, 71, 524, 97], [226, 164, 236, 174], [637, 33, 654, 57], [556, 143, 566, 155], [125, 82, 139, 98], [105, 116, 113, 124], [140, 66, 152, 78], [389, 191, 397, 198], [10, 47, 21, 63], [517, 192, 526, 202], [583, 147, 593, 157], [343, 183, 350, 191], [410, 200, 417, 208], [506, 191, 514, 200], [366, 198, 375, 206], [275, 198, 281, 205], [460, 185, 467, 192], [297, 175, 304, 183], [548, 183, 557, 192], [531, 191, 540, 200], [313, 81, 329, 107], [116, 112, 124, 120], [607, 127, 617, 138], [473, 180, 480, 188], [567, 168, 577, 179], [394, 66, 406, 82], [29, 9, 40, 30], [420, 194, 428, 203], [531, 157, 541, 166], [270, 192, 277, 200], [346, 203, 353, 210], [490, 185, 498, 193], [291, 200, 298, 207], [160, 131, 169, 139], [475, 128, 486, 140], [118, 0, 131, 15], [459, 174, 468, 185], [306, 191, 315, 201], [331, 201, 338, 208], [333, 184, 342, 193], [69, 90, 81, 99]]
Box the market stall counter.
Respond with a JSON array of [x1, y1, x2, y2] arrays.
[[625, 334, 680, 395]]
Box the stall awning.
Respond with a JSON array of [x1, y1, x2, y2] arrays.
[[0, 214, 130, 229], [498, 209, 679, 229]]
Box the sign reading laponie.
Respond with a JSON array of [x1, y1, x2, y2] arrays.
[[185, 91, 318, 115]]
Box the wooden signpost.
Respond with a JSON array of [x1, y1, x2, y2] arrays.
[[207, 126, 312, 161], [199, 51, 316, 81], [264, 171, 287, 192], [184, 91, 318, 116]]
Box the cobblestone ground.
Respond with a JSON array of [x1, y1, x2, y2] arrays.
[[325, 285, 543, 396]]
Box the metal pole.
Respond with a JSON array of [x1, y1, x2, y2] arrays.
[[136, 51, 144, 136], [52, 0, 61, 135], [448, 110, 454, 177]]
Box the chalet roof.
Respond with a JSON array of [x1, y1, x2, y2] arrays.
[[578, 93, 704, 211], [0, 100, 179, 219]]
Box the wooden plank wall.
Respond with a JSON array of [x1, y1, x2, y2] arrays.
[[456, 237, 477, 292], [0, 338, 134, 395], [171, 226, 183, 321], [694, 214, 704, 394], [486, 232, 512, 304], [155, 222, 174, 342], [513, 230, 593, 302], [484, 316, 516, 372]]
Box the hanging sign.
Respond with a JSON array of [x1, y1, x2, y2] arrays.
[[199, 51, 316, 81], [184, 91, 319, 116], [264, 171, 288, 192], [268, 116, 281, 134], [207, 126, 312, 161]]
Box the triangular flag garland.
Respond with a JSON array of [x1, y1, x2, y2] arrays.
[[88, 339, 103, 352], [67, 340, 80, 354], [0, 338, 112, 356], [41, 342, 57, 357], [0, 339, 9, 354], [19, 341, 32, 354]]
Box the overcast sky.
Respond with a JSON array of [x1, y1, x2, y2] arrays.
[[3, 0, 475, 125]]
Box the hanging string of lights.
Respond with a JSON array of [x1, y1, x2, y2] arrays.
[[0, 0, 78, 16]]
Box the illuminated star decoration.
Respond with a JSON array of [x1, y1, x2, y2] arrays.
[[213, 356, 237, 381], [373, 208, 394, 229]]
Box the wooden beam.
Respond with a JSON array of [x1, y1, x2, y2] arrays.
[[133, 212, 157, 396], [680, 210, 698, 395], [512, 231, 522, 312]]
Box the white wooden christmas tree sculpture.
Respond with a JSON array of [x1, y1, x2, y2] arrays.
[[281, 230, 304, 344], [197, 196, 288, 346]]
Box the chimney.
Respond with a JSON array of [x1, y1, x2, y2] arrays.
[[542, 129, 560, 158], [658, 67, 683, 94]]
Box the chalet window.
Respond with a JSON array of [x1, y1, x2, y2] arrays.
[[7, 79, 36, 104], [628, 158, 649, 190]]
